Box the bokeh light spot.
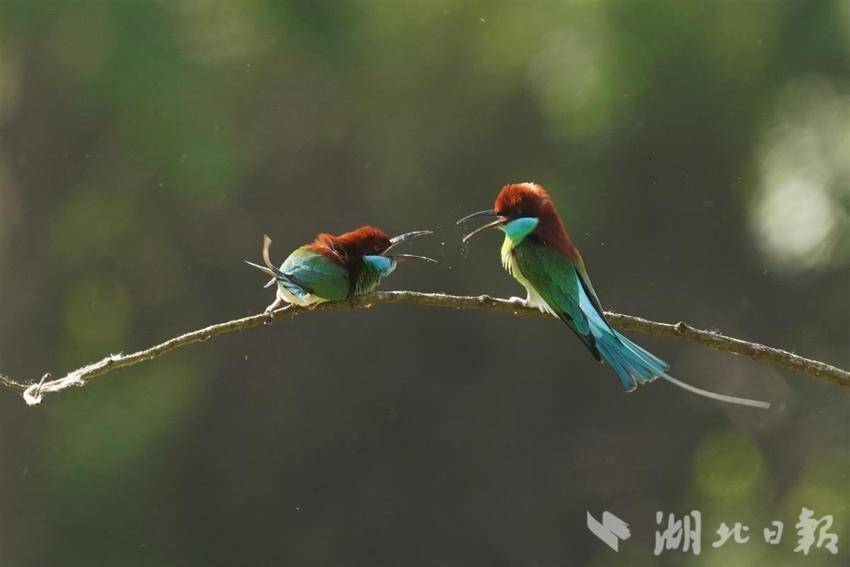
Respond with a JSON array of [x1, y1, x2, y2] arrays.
[[693, 430, 763, 503], [751, 77, 850, 274]]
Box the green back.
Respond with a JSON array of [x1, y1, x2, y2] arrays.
[[281, 246, 350, 301]]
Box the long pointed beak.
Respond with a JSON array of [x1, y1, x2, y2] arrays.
[[457, 210, 508, 243], [383, 230, 433, 255], [392, 253, 438, 263], [456, 209, 497, 225]]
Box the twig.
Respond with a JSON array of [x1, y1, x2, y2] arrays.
[[2, 291, 847, 406]]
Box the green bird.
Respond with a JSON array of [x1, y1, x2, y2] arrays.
[[246, 226, 435, 313], [459, 182, 769, 409]]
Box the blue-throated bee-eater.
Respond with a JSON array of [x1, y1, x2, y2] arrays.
[[459, 182, 769, 409], [246, 226, 435, 312]]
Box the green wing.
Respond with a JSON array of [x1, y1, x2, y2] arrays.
[[280, 246, 350, 301], [512, 240, 601, 358], [573, 257, 605, 319]]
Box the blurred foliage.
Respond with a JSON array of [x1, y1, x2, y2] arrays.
[[0, 1, 847, 565]]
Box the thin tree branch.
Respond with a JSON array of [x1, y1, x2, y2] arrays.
[[2, 291, 847, 406]]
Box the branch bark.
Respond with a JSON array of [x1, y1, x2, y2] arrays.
[[2, 291, 847, 406]]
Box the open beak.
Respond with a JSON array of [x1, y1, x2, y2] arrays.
[[392, 253, 437, 263], [456, 209, 508, 243], [387, 230, 432, 249], [383, 230, 437, 262]]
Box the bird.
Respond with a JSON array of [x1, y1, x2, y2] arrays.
[[458, 182, 769, 409], [246, 226, 435, 313]]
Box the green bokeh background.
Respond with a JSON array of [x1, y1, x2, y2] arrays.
[[0, 2, 847, 566]]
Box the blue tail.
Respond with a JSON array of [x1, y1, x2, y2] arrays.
[[595, 329, 668, 392], [576, 284, 669, 391], [593, 326, 769, 409], [576, 287, 770, 409]]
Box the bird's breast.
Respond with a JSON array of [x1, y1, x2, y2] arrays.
[[500, 237, 555, 316], [500, 235, 516, 272]]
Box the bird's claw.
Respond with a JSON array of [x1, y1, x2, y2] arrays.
[[263, 297, 289, 323], [508, 296, 527, 306]]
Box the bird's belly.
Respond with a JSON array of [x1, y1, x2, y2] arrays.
[[500, 241, 555, 316], [277, 285, 326, 307]]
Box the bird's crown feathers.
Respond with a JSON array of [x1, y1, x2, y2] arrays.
[[495, 182, 555, 218], [494, 182, 578, 259], [310, 226, 392, 262]]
